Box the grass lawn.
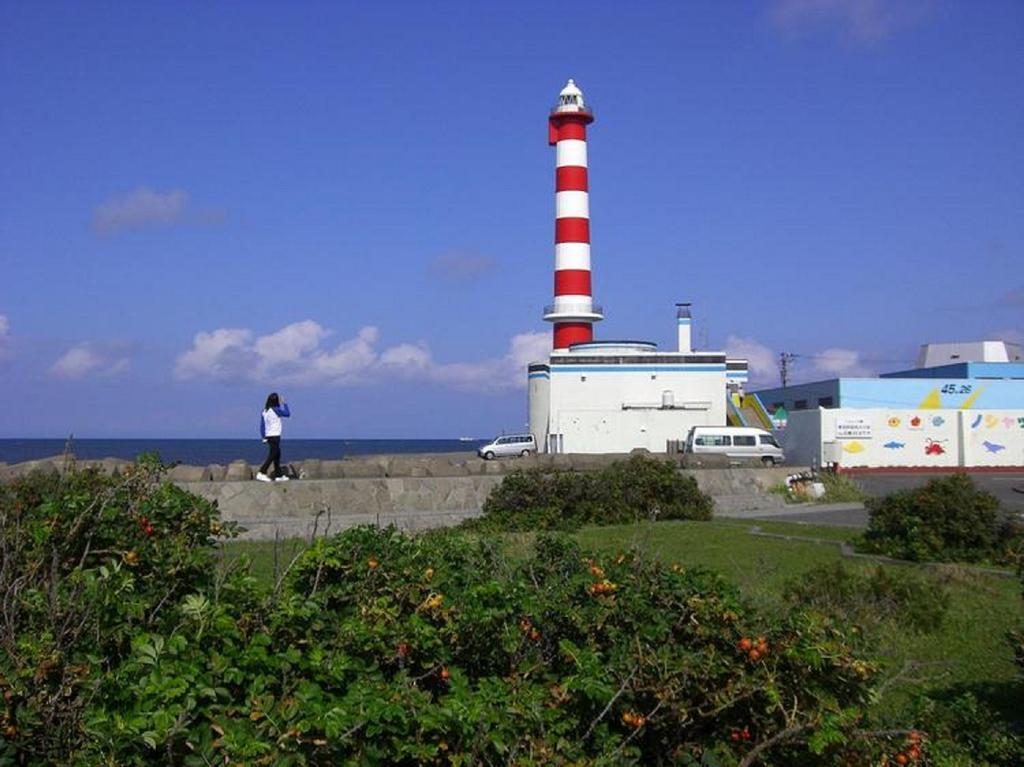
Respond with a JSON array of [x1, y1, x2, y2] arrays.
[[224, 517, 1023, 727]]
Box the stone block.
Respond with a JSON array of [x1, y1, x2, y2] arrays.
[[339, 462, 385, 478], [225, 460, 253, 481], [300, 459, 322, 479], [318, 460, 347, 479], [681, 453, 730, 469], [168, 464, 209, 482], [207, 464, 227, 481], [568, 455, 609, 472]]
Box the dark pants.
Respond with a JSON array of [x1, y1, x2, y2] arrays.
[[260, 436, 282, 477]]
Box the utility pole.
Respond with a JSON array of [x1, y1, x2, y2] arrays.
[[779, 352, 796, 387]]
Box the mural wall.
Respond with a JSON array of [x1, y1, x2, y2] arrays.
[[782, 409, 1024, 468]]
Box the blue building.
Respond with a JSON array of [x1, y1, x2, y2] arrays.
[[751, 347, 1024, 418]]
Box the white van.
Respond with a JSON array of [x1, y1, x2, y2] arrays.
[[478, 434, 536, 460], [685, 426, 785, 466]]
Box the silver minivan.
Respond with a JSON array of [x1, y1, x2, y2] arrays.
[[477, 433, 537, 460], [685, 426, 785, 466]]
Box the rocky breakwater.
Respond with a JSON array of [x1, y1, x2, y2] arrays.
[[1, 451, 804, 540], [170, 452, 643, 540]]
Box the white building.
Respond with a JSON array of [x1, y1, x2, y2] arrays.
[[528, 306, 749, 454], [916, 340, 1022, 368]]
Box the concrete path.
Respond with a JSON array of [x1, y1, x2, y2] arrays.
[[716, 502, 868, 528]]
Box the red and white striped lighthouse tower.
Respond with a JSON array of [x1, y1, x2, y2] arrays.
[[543, 79, 603, 351]]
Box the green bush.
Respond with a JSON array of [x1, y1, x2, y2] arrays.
[[2, 464, 896, 766], [1012, 542, 1024, 676], [818, 472, 869, 504], [783, 562, 949, 636], [471, 454, 713, 532], [0, 459, 245, 763], [856, 473, 1019, 563], [901, 692, 1024, 766], [87, 527, 880, 766]]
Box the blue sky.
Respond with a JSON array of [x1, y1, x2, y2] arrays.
[[1, 0, 1021, 438]]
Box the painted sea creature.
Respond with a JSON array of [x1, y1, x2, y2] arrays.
[[910, 416, 922, 427], [925, 439, 946, 456], [984, 415, 999, 428], [883, 441, 905, 450], [982, 441, 1006, 453], [970, 414, 983, 429], [931, 416, 945, 427], [888, 416, 901, 427], [842, 441, 866, 454], [1003, 417, 1015, 429]]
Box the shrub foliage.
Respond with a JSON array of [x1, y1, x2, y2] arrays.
[[472, 454, 714, 532], [783, 562, 949, 636], [856, 473, 1020, 563], [0, 462, 901, 765]]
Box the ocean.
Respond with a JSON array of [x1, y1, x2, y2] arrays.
[[0, 439, 486, 466]]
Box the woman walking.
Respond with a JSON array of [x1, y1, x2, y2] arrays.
[[257, 392, 291, 482]]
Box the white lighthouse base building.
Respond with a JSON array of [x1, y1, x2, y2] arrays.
[[528, 314, 749, 454]]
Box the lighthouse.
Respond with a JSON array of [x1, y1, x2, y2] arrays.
[[528, 80, 749, 454], [543, 79, 603, 351]]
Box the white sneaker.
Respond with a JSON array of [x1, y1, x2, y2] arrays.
[[274, 475, 290, 482], [256, 472, 272, 482]]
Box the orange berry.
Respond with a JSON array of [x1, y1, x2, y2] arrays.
[[738, 638, 753, 651], [748, 648, 761, 661], [529, 628, 541, 641], [367, 557, 379, 570], [440, 667, 450, 680], [895, 754, 908, 766]]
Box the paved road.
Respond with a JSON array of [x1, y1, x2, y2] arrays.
[[851, 472, 1024, 516]]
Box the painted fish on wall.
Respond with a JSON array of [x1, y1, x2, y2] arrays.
[[982, 441, 1006, 453], [883, 441, 905, 449]]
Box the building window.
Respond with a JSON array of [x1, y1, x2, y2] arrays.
[[818, 397, 834, 408], [794, 399, 808, 410]]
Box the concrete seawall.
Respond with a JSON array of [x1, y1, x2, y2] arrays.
[[1, 452, 801, 540], [178, 475, 505, 539]]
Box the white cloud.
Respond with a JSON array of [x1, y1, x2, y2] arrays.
[[725, 335, 778, 388], [92, 187, 227, 237], [174, 321, 549, 392], [769, 0, 932, 44], [809, 347, 874, 377], [427, 251, 497, 282], [725, 336, 880, 386], [174, 328, 258, 381], [50, 343, 131, 380]]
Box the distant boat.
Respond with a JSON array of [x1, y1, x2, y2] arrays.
[[458, 437, 476, 442]]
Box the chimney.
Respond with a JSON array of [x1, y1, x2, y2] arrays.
[[676, 303, 692, 353]]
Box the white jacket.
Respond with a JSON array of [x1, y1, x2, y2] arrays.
[[260, 404, 290, 438]]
